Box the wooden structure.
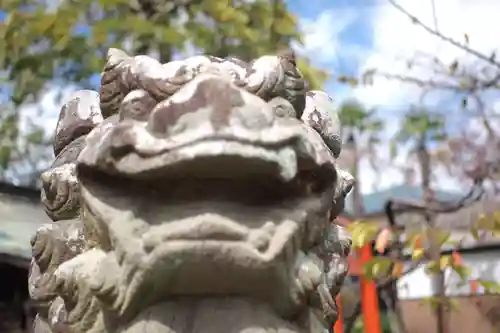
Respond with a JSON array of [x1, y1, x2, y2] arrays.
[[399, 295, 500, 333], [333, 187, 500, 333], [0, 182, 50, 332], [334, 216, 382, 333], [2, 181, 498, 333]]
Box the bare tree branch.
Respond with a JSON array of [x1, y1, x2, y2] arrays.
[[387, 0, 500, 70], [388, 181, 484, 215], [371, 70, 500, 92]]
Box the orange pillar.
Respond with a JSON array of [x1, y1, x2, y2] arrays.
[[470, 280, 478, 294], [334, 295, 344, 333], [359, 244, 382, 333]]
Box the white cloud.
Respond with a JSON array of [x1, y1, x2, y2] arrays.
[[5, 85, 78, 185], [355, 0, 500, 109], [346, 0, 500, 194], [293, 9, 357, 65], [11, 8, 356, 185], [13, 1, 498, 196], [18, 85, 77, 135]]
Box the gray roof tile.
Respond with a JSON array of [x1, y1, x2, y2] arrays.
[[0, 193, 50, 259]]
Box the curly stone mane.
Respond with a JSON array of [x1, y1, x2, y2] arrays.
[[30, 49, 354, 333]]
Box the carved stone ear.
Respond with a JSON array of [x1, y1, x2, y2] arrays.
[[337, 169, 355, 197], [53, 90, 103, 157], [43, 90, 104, 221], [329, 169, 355, 219], [301, 90, 342, 158], [40, 161, 79, 221]]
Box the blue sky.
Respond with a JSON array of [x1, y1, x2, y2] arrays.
[[0, 1, 374, 99], [88, 0, 378, 94], [287, 0, 377, 99], [1, 1, 376, 100], [3, 0, 500, 193], [286, 0, 500, 193]]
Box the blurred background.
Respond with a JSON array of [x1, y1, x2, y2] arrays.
[[1, 0, 500, 332]]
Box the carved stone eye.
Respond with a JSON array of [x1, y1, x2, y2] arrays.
[[268, 97, 297, 119]]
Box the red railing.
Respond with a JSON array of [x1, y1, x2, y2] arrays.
[[334, 217, 382, 333]]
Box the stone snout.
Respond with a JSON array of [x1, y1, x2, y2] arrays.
[[74, 167, 336, 325]]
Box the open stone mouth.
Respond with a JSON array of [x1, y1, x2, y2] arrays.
[[78, 145, 335, 316], [80, 135, 337, 266], [141, 214, 278, 249], [139, 213, 300, 265]]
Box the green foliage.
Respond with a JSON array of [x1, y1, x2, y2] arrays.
[[337, 99, 384, 180], [421, 297, 460, 312], [362, 257, 393, 280], [398, 112, 447, 142], [2, 0, 327, 103], [338, 99, 384, 137], [296, 57, 330, 92], [352, 312, 393, 333], [348, 221, 380, 249], [391, 109, 447, 158], [0, 104, 51, 184], [473, 213, 500, 237], [0, 0, 328, 184], [350, 218, 500, 298], [477, 279, 500, 293]]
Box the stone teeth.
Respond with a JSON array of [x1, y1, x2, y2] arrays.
[[246, 222, 275, 252], [247, 230, 271, 252]]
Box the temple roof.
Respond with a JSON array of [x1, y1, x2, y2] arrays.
[[344, 184, 458, 216], [0, 183, 49, 265]]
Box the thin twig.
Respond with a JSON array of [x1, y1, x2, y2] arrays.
[[388, 0, 500, 70], [389, 181, 484, 215], [430, 0, 438, 32], [371, 70, 500, 92]]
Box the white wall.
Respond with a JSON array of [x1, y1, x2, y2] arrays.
[[397, 249, 500, 300]]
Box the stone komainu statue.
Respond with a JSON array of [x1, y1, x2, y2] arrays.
[[30, 49, 355, 333]]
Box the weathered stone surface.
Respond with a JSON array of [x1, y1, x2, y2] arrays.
[[31, 48, 354, 333], [302, 91, 342, 158]]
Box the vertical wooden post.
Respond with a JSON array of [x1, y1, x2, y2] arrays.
[[470, 280, 478, 294], [334, 295, 344, 333], [359, 244, 382, 333]]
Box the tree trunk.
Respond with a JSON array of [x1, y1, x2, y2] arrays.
[[158, 44, 173, 64], [348, 133, 364, 217], [380, 284, 407, 333], [344, 132, 407, 333], [269, 0, 281, 49], [376, 200, 407, 333], [416, 134, 447, 333], [133, 0, 173, 63], [343, 133, 363, 333]]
